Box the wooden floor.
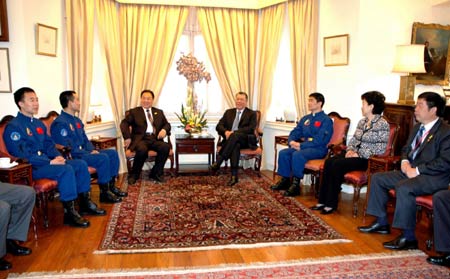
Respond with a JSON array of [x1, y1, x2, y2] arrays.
[[1, 170, 437, 278]]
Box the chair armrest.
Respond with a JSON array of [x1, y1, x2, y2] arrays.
[[368, 155, 401, 173]]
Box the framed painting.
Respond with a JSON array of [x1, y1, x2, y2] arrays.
[[411, 22, 450, 85], [0, 0, 9, 41], [36, 23, 58, 57], [324, 34, 349, 66], [0, 48, 12, 93]]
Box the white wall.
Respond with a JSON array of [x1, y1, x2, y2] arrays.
[[316, 0, 450, 136], [0, 0, 66, 118]]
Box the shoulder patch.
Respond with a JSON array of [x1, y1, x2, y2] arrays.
[[10, 132, 21, 141], [60, 129, 68, 137]]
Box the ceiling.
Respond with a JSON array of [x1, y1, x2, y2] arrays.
[[115, 0, 287, 9]]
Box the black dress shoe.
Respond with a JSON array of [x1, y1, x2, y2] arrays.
[[127, 176, 136, 185], [383, 235, 418, 250], [150, 173, 165, 183], [6, 239, 32, 256], [320, 208, 335, 215], [209, 162, 220, 172], [358, 221, 390, 234], [310, 204, 325, 211], [0, 258, 12, 270], [227, 176, 238, 186], [427, 254, 450, 267]]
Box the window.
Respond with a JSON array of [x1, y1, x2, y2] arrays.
[[265, 11, 296, 122], [158, 11, 225, 118]]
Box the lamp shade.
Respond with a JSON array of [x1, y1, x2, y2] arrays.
[[392, 44, 426, 73]]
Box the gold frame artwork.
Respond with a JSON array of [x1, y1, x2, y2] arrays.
[[36, 23, 58, 57], [411, 22, 450, 85], [0, 0, 9, 41], [0, 48, 12, 93], [324, 34, 349, 66]]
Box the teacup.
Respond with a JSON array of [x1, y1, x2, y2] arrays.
[[0, 157, 11, 168]]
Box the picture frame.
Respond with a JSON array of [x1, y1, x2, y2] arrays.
[[0, 0, 9, 42], [0, 48, 12, 93], [411, 22, 450, 86], [324, 34, 349, 66], [36, 23, 58, 57]]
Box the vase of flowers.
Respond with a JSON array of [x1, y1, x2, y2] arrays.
[[175, 53, 211, 134]]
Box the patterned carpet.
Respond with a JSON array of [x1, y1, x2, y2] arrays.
[[8, 251, 450, 278], [96, 170, 348, 254]]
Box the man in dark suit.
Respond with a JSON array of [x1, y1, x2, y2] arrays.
[[120, 90, 171, 185], [359, 92, 450, 250], [209, 92, 257, 186], [426, 189, 450, 267]]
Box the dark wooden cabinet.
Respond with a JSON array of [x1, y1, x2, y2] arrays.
[[384, 102, 450, 155]]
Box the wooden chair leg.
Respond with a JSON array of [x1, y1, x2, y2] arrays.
[[353, 186, 361, 218]]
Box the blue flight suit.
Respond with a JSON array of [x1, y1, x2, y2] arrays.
[[277, 111, 333, 178], [50, 111, 119, 185], [3, 112, 91, 201]]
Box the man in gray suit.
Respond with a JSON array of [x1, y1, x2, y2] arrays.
[[0, 182, 35, 270], [426, 189, 450, 267], [358, 92, 450, 250]]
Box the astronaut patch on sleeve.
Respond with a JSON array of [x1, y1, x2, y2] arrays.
[[10, 132, 21, 141], [60, 129, 68, 137]]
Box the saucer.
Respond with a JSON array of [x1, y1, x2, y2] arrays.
[[0, 162, 18, 169]]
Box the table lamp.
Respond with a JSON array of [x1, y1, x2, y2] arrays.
[[392, 44, 426, 105]]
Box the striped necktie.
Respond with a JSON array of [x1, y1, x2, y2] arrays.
[[411, 126, 425, 159], [146, 109, 156, 134]]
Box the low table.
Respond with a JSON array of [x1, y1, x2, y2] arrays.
[[175, 134, 215, 175], [90, 137, 118, 150], [0, 163, 33, 185], [273, 135, 289, 179]]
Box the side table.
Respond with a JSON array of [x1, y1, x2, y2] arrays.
[[273, 135, 289, 179], [175, 134, 215, 175], [90, 137, 118, 150], [363, 155, 401, 216], [0, 163, 33, 186]]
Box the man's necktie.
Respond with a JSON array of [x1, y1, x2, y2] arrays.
[[411, 125, 425, 159], [232, 110, 241, 131], [146, 109, 156, 134]]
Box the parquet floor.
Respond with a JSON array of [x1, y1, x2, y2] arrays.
[[0, 170, 437, 278]]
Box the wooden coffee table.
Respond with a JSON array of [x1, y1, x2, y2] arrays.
[[175, 134, 215, 175]]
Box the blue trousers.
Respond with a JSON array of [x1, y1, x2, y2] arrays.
[[32, 159, 91, 201], [79, 149, 119, 184], [277, 147, 327, 178]]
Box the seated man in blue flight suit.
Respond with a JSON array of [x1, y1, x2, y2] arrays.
[[271, 92, 333, 197], [3, 87, 105, 228], [51, 90, 127, 203]]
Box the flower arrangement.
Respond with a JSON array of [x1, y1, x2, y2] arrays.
[[175, 53, 211, 133], [175, 103, 207, 134], [176, 53, 211, 83]]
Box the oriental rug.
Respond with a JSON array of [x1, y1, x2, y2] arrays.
[[96, 170, 348, 254], [8, 251, 450, 279]]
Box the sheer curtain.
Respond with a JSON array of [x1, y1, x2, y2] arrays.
[[65, 0, 95, 122], [288, 0, 319, 117], [256, 3, 285, 127], [197, 7, 258, 107]]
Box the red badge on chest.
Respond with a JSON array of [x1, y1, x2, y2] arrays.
[[36, 127, 44, 135], [76, 122, 81, 129], [314, 121, 321, 127]]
